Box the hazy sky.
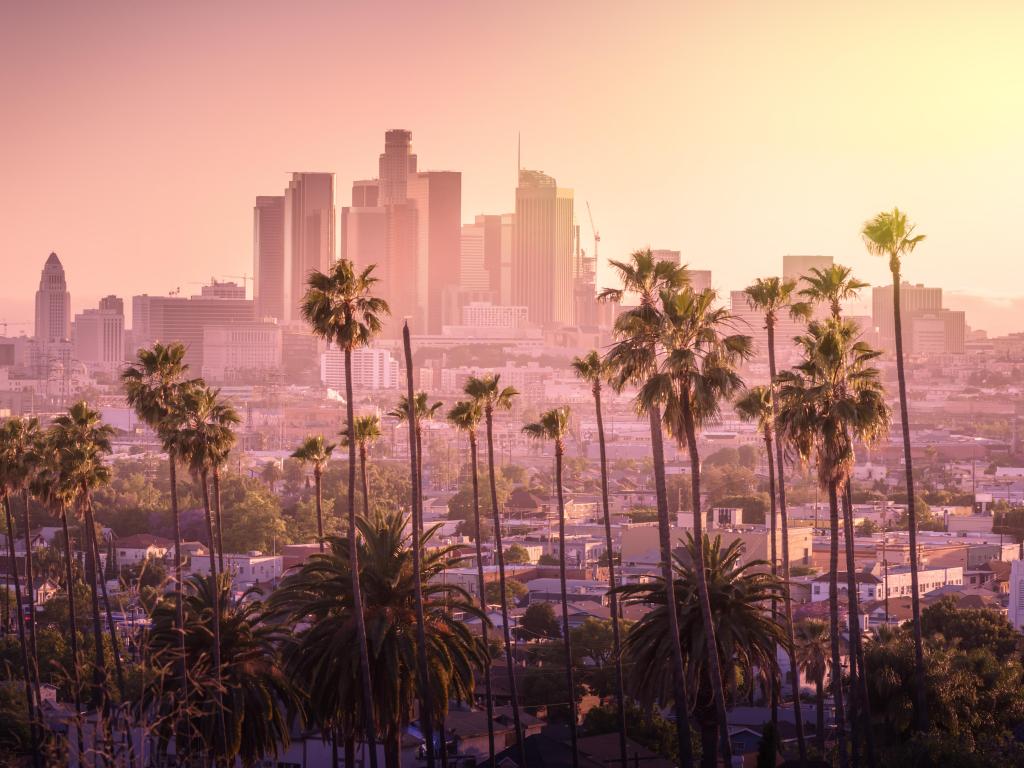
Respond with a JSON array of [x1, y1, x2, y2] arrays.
[[3, 1, 1023, 333]]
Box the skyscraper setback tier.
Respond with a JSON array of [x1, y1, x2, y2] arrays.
[[513, 170, 574, 327], [254, 195, 287, 322], [34, 252, 71, 343], [285, 173, 335, 324], [407, 170, 462, 334], [378, 129, 417, 206]]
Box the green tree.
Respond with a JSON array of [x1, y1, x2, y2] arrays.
[[794, 618, 831, 753], [523, 407, 579, 766], [919, 597, 1021, 657], [862, 208, 928, 731], [270, 512, 486, 768], [517, 602, 561, 641], [216, 473, 287, 554], [619, 535, 784, 768], [503, 544, 531, 564], [485, 578, 527, 607], [146, 574, 298, 765]]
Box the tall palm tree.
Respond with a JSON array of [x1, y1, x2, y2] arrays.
[[291, 435, 336, 551], [603, 248, 694, 768], [571, 350, 627, 767], [742, 277, 812, 759], [28, 435, 84, 754], [447, 398, 496, 767], [177, 384, 239, 751], [794, 619, 831, 753], [523, 407, 579, 768], [146, 574, 299, 766], [345, 415, 382, 522], [271, 512, 487, 768], [776, 319, 891, 768], [397, 324, 439, 768], [122, 342, 199, 698], [618, 535, 785, 768], [301, 258, 389, 768], [464, 373, 525, 766], [0, 421, 42, 765], [653, 286, 751, 767], [861, 207, 928, 732], [50, 403, 121, 733], [798, 265, 868, 322]]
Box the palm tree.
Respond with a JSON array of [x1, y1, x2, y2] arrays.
[[798, 264, 868, 322], [464, 373, 525, 765], [0, 420, 42, 765], [618, 535, 785, 768], [861, 207, 928, 732], [291, 435, 336, 551], [571, 350, 627, 767], [523, 407, 579, 768], [447, 398, 496, 767], [50, 402, 123, 740], [122, 342, 199, 697], [776, 319, 891, 768], [742, 277, 812, 758], [602, 248, 694, 768], [301, 258, 389, 768], [654, 287, 752, 767], [347, 415, 382, 522], [794, 619, 831, 753], [176, 384, 239, 751], [271, 512, 487, 768], [396, 323, 439, 768], [146, 574, 299, 766]]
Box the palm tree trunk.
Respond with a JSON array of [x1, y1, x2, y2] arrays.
[[167, 452, 188, 717], [827, 482, 848, 768], [554, 445, 579, 767], [484, 406, 526, 767], [401, 323, 436, 768], [345, 345, 379, 768], [815, 678, 825, 753], [80, 497, 115, 764], [468, 431, 496, 767], [213, 468, 225, 572], [86, 519, 126, 697], [20, 490, 42, 714], [200, 471, 228, 759], [680, 391, 733, 767], [765, 433, 779, 726], [4, 493, 41, 765], [890, 272, 927, 732], [360, 445, 371, 523], [345, 733, 355, 767], [767, 318, 807, 765], [841, 484, 876, 768], [593, 383, 628, 767], [314, 468, 325, 552], [648, 405, 694, 768], [59, 509, 85, 758]]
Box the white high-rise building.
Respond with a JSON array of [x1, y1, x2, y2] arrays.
[[285, 173, 335, 324], [320, 346, 399, 390]]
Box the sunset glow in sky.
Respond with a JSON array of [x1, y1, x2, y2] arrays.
[[3, 1, 1024, 332]]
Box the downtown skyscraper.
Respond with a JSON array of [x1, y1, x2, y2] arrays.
[[34, 252, 71, 343], [285, 172, 335, 324], [253, 195, 286, 322], [513, 170, 575, 327]]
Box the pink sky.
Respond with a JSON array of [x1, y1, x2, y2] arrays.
[[3, 1, 1024, 333]]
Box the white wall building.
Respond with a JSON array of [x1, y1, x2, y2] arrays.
[[190, 552, 283, 588], [72, 296, 124, 373], [202, 321, 283, 383], [1010, 560, 1024, 631], [460, 301, 528, 329], [320, 345, 399, 390]]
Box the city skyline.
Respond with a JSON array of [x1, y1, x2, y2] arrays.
[[4, 2, 1024, 334]]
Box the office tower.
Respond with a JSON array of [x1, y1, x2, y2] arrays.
[[253, 195, 287, 322], [684, 270, 712, 292], [782, 255, 833, 282], [872, 282, 945, 352], [460, 222, 489, 292], [513, 170, 575, 327], [407, 171, 462, 333], [378, 129, 417, 206], [651, 248, 682, 266], [351, 179, 379, 207], [320, 346, 399, 390], [72, 295, 124, 373], [285, 173, 335, 324], [202, 320, 283, 383], [34, 252, 71, 343], [462, 302, 528, 329], [132, 281, 254, 370]]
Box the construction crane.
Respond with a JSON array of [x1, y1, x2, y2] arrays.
[[0, 319, 29, 336], [224, 274, 253, 293]]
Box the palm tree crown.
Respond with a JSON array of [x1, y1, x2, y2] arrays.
[[798, 264, 868, 320], [861, 207, 926, 276], [743, 276, 812, 327], [291, 435, 336, 476], [301, 260, 390, 350], [522, 407, 570, 450]]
